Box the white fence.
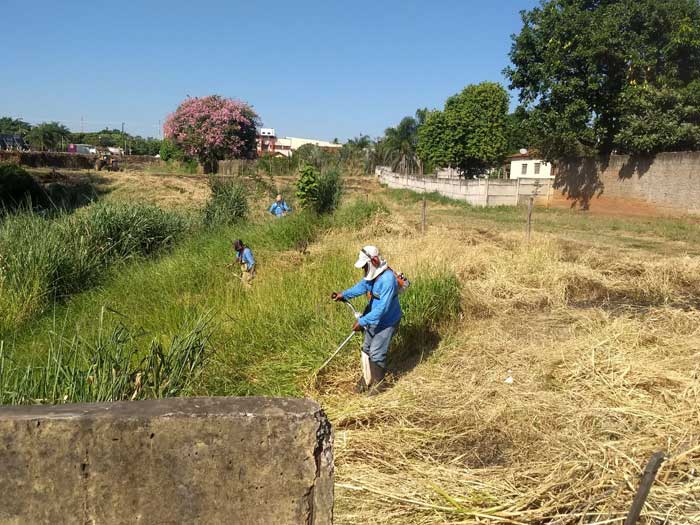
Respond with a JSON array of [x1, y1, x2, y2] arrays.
[[376, 166, 554, 207]]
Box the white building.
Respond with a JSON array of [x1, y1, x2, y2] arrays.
[[507, 152, 553, 179], [256, 129, 341, 157]]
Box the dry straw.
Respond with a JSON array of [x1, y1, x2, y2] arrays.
[[311, 202, 700, 524]]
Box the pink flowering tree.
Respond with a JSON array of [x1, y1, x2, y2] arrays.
[[163, 95, 259, 173]]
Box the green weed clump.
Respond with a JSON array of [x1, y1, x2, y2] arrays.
[[296, 164, 344, 214], [203, 177, 249, 225], [0, 314, 211, 405], [0, 202, 188, 331]]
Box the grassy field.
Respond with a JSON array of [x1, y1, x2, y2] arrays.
[[1, 170, 698, 522]]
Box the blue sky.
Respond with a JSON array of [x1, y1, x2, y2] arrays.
[[1, 0, 539, 141]]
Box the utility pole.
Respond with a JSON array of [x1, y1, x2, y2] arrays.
[[80, 116, 84, 133], [121, 122, 125, 153]]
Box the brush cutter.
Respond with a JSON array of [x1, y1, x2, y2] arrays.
[[315, 298, 362, 375]]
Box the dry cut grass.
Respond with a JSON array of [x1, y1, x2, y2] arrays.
[[316, 202, 700, 524]]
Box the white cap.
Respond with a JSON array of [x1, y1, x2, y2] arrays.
[[354, 245, 388, 281]]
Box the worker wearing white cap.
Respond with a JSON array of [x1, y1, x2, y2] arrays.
[[331, 245, 402, 393]]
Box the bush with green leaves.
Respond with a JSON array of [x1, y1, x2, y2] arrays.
[[0, 202, 188, 330], [203, 177, 249, 225], [0, 163, 47, 213], [0, 315, 211, 405], [296, 164, 343, 214]]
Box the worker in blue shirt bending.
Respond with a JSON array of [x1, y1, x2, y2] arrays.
[[233, 239, 256, 287], [269, 194, 291, 217], [332, 245, 402, 394]]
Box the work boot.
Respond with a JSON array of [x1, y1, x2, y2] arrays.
[[355, 377, 368, 393], [366, 362, 387, 396]]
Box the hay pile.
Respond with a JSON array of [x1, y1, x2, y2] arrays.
[[314, 208, 700, 524]]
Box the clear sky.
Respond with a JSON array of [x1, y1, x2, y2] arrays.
[[1, 0, 539, 141]]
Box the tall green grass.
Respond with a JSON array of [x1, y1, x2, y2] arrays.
[[3, 198, 438, 401], [0, 202, 189, 333], [203, 177, 249, 225], [0, 313, 211, 405]]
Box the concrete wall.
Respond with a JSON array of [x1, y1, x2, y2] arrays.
[[0, 397, 333, 524], [376, 166, 553, 207], [554, 151, 700, 215]]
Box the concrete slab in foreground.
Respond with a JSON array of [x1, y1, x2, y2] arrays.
[[0, 397, 333, 524]]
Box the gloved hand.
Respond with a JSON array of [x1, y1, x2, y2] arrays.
[[352, 320, 362, 332], [331, 292, 344, 302]]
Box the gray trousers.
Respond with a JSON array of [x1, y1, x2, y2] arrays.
[[361, 324, 398, 370]]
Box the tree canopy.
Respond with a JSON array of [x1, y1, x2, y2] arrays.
[[26, 122, 71, 152], [506, 0, 700, 158], [417, 82, 509, 176], [163, 95, 259, 172], [0, 117, 31, 137]]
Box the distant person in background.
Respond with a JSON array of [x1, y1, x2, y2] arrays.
[[269, 194, 291, 217], [233, 239, 256, 287]]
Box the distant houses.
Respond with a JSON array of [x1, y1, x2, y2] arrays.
[[506, 151, 553, 179], [256, 128, 342, 157]]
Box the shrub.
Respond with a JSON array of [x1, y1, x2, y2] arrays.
[[0, 316, 211, 405], [0, 163, 47, 213], [296, 164, 343, 214], [0, 202, 189, 330], [159, 138, 181, 162], [203, 177, 249, 225]]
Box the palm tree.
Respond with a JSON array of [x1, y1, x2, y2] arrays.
[[27, 122, 71, 151], [377, 110, 427, 174]]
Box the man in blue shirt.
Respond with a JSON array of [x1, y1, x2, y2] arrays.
[[233, 239, 256, 287], [332, 245, 402, 393], [269, 194, 291, 217]]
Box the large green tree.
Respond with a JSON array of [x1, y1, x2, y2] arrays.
[[417, 82, 509, 176], [0, 117, 31, 137], [26, 122, 71, 151], [506, 0, 700, 158]]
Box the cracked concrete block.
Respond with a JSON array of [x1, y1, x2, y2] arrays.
[[0, 397, 333, 524]]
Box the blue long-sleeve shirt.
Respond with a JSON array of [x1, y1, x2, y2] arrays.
[[342, 269, 402, 328], [237, 247, 255, 271], [269, 201, 291, 217]]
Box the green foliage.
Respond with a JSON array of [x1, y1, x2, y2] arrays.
[[506, 0, 700, 158], [0, 117, 31, 137], [257, 154, 297, 177], [296, 164, 320, 209], [0, 164, 47, 212], [373, 110, 427, 174], [0, 203, 188, 330], [70, 128, 161, 155], [506, 106, 533, 154], [315, 169, 343, 214], [417, 82, 509, 176], [203, 177, 249, 225], [295, 164, 343, 214], [0, 316, 210, 405], [615, 81, 700, 153], [26, 121, 71, 151], [159, 138, 182, 161], [293, 143, 338, 170]]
